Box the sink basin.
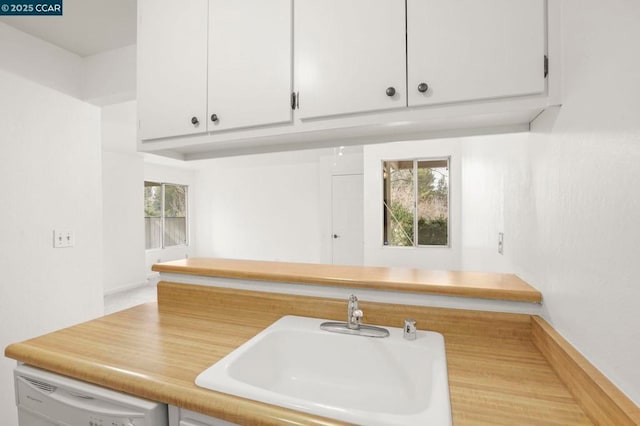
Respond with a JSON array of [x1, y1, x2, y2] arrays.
[[195, 315, 451, 425]]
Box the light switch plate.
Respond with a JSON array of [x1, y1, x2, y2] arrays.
[[53, 229, 74, 248]]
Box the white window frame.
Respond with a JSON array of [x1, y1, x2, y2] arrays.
[[382, 157, 451, 248], [144, 181, 189, 250]]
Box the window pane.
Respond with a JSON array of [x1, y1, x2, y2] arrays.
[[383, 161, 415, 246], [417, 159, 449, 246], [163, 184, 187, 247], [144, 182, 162, 249]]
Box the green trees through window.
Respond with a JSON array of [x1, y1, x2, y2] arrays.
[[144, 181, 188, 249], [383, 158, 449, 247]]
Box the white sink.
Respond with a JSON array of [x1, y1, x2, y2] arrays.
[[196, 315, 452, 425]]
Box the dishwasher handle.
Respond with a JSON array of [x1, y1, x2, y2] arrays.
[[18, 376, 143, 418]]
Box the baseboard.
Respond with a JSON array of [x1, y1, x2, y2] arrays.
[[531, 316, 640, 425], [104, 281, 151, 296]]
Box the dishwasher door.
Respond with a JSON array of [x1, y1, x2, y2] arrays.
[[169, 406, 238, 426], [15, 365, 168, 426]]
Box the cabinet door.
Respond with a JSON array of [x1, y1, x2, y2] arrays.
[[208, 0, 293, 131], [138, 0, 208, 140], [407, 0, 546, 107], [295, 0, 406, 119]]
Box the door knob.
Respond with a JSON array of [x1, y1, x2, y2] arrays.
[[333, 234, 339, 239], [386, 87, 396, 97], [418, 82, 429, 93]]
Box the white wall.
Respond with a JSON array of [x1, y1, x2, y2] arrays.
[[506, 0, 640, 405], [458, 134, 520, 273], [0, 22, 83, 98], [0, 70, 103, 426], [102, 101, 147, 294], [0, 26, 143, 296], [100, 99, 198, 285], [101, 101, 198, 289], [363, 139, 464, 269], [0, 23, 136, 106], [84, 42, 139, 293], [193, 149, 327, 263], [191, 146, 364, 266], [144, 160, 197, 273], [362, 136, 522, 272], [83, 44, 136, 106]]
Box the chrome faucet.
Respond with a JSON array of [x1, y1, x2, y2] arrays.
[[320, 294, 390, 338], [347, 294, 363, 329]]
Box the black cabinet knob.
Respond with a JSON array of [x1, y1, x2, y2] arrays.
[[191, 116, 199, 126], [386, 87, 396, 97], [211, 114, 218, 122], [418, 82, 429, 93], [333, 234, 339, 239]]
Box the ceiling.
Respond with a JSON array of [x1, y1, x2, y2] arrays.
[[0, 0, 136, 57]]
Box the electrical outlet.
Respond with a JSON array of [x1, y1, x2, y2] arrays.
[[53, 229, 74, 248], [498, 232, 504, 255]]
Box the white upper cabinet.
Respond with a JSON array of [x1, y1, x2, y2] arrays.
[[139, 0, 293, 140], [294, 0, 407, 120], [208, 0, 293, 131], [138, 0, 558, 158], [407, 0, 546, 107], [138, 0, 208, 140]]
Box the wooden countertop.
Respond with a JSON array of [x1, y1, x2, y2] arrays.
[[152, 258, 542, 303], [5, 282, 590, 425]]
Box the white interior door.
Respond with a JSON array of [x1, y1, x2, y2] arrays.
[[332, 174, 364, 266], [208, 0, 293, 131]]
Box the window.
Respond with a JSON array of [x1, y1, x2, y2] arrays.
[[382, 158, 449, 247], [144, 181, 188, 249]]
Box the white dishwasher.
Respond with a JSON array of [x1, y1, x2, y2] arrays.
[[14, 364, 168, 426]]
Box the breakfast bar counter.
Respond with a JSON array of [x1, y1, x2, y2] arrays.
[[152, 257, 543, 303]]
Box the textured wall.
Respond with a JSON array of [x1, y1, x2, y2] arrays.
[[0, 70, 103, 426]]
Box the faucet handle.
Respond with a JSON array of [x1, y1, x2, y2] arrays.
[[404, 318, 417, 340], [351, 309, 363, 325], [347, 295, 359, 317]]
